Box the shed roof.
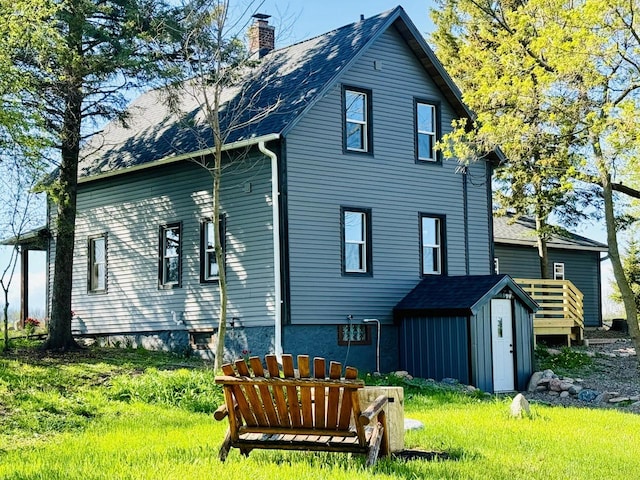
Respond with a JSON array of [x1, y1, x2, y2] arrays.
[[493, 214, 608, 252], [394, 274, 537, 317], [77, 6, 478, 181]]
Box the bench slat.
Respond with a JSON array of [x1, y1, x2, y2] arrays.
[[282, 355, 303, 427], [249, 357, 280, 426], [326, 361, 342, 429], [338, 366, 358, 429], [314, 358, 326, 429], [266, 355, 291, 427], [298, 355, 314, 428], [235, 359, 268, 426], [222, 363, 257, 427]]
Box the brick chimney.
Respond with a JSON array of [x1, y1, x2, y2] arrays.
[[248, 13, 275, 58]]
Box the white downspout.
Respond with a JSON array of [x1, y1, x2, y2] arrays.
[[259, 140, 283, 359]]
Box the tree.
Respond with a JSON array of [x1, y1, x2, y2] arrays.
[[431, 0, 640, 359], [159, 0, 282, 369], [612, 238, 640, 315], [431, 0, 593, 279], [2, 0, 178, 350]]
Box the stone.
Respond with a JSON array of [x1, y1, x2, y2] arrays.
[[510, 393, 531, 418], [466, 385, 477, 392], [575, 378, 584, 383], [568, 385, 583, 395], [441, 378, 458, 385], [537, 378, 551, 387], [560, 391, 570, 398], [548, 391, 560, 397], [394, 371, 411, 379], [536, 385, 548, 392], [547, 348, 562, 355], [549, 378, 563, 392], [585, 351, 596, 357], [528, 371, 544, 392], [561, 377, 575, 384], [578, 389, 599, 402], [542, 369, 555, 378], [560, 382, 573, 391], [609, 397, 631, 403], [630, 396, 640, 402], [404, 418, 424, 431]]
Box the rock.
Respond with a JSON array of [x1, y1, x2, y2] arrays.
[[547, 348, 562, 356], [394, 371, 411, 379], [608, 397, 630, 404], [568, 385, 583, 395], [404, 418, 424, 431], [630, 396, 640, 402], [542, 369, 555, 378], [585, 351, 596, 357], [466, 385, 477, 392], [536, 385, 548, 392], [441, 378, 458, 385], [548, 391, 560, 397], [510, 393, 531, 418], [528, 372, 544, 392], [578, 389, 599, 402], [561, 377, 575, 384], [560, 382, 573, 391], [575, 378, 584, 383], [560, 391, 570, 398], [600, 392, 619, 403], [537, 378, 551, 387], [549, 378, 563, 392]]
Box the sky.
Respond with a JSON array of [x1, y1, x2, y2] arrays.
[[0, 0, 618, 319]]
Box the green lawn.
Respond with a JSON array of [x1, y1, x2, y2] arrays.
[[1, 343, 639, 479]]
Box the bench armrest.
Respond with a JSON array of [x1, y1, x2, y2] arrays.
[[214, 404, 229, 421], [358, 394, 388, 426]]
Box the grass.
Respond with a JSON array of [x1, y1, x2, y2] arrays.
[[1, 343, 639, 479]]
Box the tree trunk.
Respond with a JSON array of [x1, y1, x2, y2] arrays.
[[600, 167, 640, 368], [43, 84, 82, 351], [2, 297, 8, 351], [535, 215, 550, 279]]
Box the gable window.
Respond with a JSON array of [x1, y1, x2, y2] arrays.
[[88, 233, 107, 293], [416, 100, 439, 162], [200, 216, 226, 283], [494, 258, 500, 274], [341, 207, 372, 275], [553, 262, 565, 280], [159, 222, 181, 288], [343, 86, 372, 153], [420, 214, 445, 275]]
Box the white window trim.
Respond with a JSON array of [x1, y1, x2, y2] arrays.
[[417, 102, 436, 162], [161, 224, 181, 286], [421, 216, 442, 275], [88, 234, 107, 293], [345, 89, 368, 152], [345, 210, 367, 273], [553, 262, 565, 280]]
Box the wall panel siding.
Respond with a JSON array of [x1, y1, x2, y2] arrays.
[[285, 27, 492, 326], [514, 302, 534, 391], [495, 244, 603, 327], [469, 302, 492, 393], [70, 155, 274, 335]]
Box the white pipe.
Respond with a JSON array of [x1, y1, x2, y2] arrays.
[[259, 140, 283, 360], [363, 318, 380, 373]]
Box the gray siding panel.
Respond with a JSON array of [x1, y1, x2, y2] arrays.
[[469, 302, 493, 392], [399, 315, 469, 383], [495, 244, 603, 327], [285, 27, 492, 325], [70, 155, 275, 334], [514, 302, 534, 390]]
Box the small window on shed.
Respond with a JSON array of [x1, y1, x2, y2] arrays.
[[553, 262, 565, 280]]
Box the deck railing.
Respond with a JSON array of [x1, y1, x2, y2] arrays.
[[514, 278, 584, 346]]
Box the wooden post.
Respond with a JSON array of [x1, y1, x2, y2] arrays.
[[19, 247, 29, 329]]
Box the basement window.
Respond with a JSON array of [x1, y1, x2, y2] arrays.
[[337, 324, 371, 346]]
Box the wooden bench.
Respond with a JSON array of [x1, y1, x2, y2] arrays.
[[214, 354, 390, 466]]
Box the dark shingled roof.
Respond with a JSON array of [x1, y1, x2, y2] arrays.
[[78, 6, 473, 180], [394, 274, 537, 317], [493, 214, 608, 252]]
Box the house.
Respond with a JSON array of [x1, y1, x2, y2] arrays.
[[493, 214, 608, 329], [42, 6, 529, 381]]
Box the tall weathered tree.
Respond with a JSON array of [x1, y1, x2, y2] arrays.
[[2, 0, 178, 350], [431, 0, 640, 357], [160, 0, 282, 369]]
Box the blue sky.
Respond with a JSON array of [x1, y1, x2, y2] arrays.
[[0, 1, 616, 317]]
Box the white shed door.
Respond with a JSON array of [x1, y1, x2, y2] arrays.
[[491, 299, 515, 392]]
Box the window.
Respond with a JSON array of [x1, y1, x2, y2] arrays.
[[494, 258, 500, 274], [553, 262, 565, 280], [200, 216, 225, 283], [88, 233, 107, 293], [416, 100, 439, 162], [420, 214, 445, 275], [159, 222, 181, 288], [341, 207, 372, 275], [343, 86, 372, 153], [337, 324, 371, 346]]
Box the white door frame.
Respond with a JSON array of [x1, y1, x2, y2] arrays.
[[491, 299, 515, 392]]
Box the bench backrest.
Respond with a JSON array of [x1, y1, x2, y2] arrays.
[[215, 354, 366, 437]]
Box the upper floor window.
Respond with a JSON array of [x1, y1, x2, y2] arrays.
[[420, 214, 445, 275], [553, 262, 565, 280], [494, 258, 500, 274], [159, 222, 181, 288], [88, 233, 107, 293], [200, 216, 226, 283], [342, 207, 372, 275], [416, 100, 439, 162], [343, 86, 372, 153]]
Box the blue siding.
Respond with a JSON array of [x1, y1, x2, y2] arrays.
[[285, 27, 492, 328], [399, 315, 469, 383], [469, 303, 493, 392], [495, 244, 603, 327], [514, 301, 534, 390], [69, 155, 275, 335]]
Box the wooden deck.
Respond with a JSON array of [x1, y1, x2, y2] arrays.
[[515, 278, 584, 346]]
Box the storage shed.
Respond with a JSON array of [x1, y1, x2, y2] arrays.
[[394, 274, 538, 393]]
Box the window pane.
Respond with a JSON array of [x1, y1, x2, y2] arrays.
[[423, 247, 440, 274], [165, 228, 180, 257], [208, 252, 219, 277], [422, 217, 439, 245], [417, 103, 434, 132], [96, 264, 105, 290], [345, 212, 364, 242], [345, 244, 363, 271], [206, 222, 215, 249], [418, 133, 434, 160], [346, 91, 365, 121], [165, 256, 179, 283], [93, 238, 105, 263], [346, 123, 364, 150]]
